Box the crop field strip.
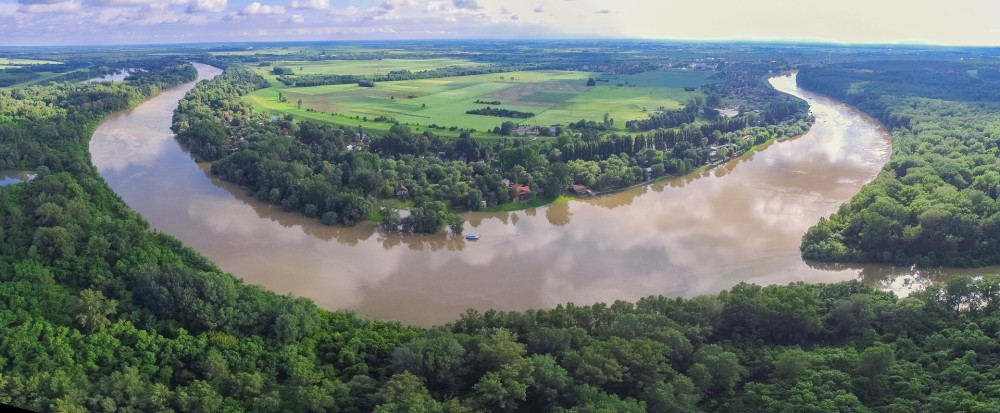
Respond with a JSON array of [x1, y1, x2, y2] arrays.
[[246, 61, 719, 134]]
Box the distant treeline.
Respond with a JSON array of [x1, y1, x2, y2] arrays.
[[277, 64, 516, 87], [467, 106, 535, 118], [0, 62, 196, 172], [475, 99, 502, 105], [798, 60, 1000, 267]]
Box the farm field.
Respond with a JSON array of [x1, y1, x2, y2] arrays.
[[0, 58, 60, 68], [247, 64, 717, 134], [603, 68, 719, 88], [257, 58, 479, 76]]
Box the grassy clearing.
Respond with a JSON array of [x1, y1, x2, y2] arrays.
[[210, 48, 308, 56], [0, 58, 61, 68], [246, 63, 717, 134], [603, 68, 718, 88], [479, 195, 576, 212], [261, 58, 478, 76], [528, 85, 701, 127]]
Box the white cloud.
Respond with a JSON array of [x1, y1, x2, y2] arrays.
[[240, 2, 285, 15], [286, 13, 303, 22], [186, 0, 225, 13], [596, 9, 609, 14], [452, 0, 481, 10], [18, 1, 81, 13], [290, 0, 326, 10], [146, 0, 187, 10], [328, 5, 356, 15], [85, 0, 158, 6]]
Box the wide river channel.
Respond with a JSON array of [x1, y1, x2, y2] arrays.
[[91, 64, 999, 326]]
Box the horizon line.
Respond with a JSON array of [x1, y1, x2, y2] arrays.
[[3, 37, 999, 49]]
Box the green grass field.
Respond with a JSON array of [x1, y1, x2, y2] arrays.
[[246, 63, 715, 135], [0, 58, 60, 68], [602, 69, 719, 88], [210, 48, 309, 56], [260, 58, 478, 76]]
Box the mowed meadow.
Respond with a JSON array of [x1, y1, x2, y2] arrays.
[[0, 58, 60, 69], [246, 58, 718, 135]]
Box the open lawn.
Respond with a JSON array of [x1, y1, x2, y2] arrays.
[[210, 47, 309, 56], [601, 68, 719, 88], [247, 66, 714, 134], [0, 58, 60, 68], [258, 58, 479, 76]]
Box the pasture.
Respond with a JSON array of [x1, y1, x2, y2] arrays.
[[246, 65, 714, 135], [603, 68, 719, 88], [0, 58, 60, 68], [257, 58, 478, 76]]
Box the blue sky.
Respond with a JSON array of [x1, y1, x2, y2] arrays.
[[1, 0, 998, 46]]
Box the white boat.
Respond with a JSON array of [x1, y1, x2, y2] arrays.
[[465, 234, 480, 240]]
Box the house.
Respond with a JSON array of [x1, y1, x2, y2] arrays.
[[514, 125, 558, 136], [395, 185, 409, 198], [513, 184, 531, 202], [571, 184, 589, 196]]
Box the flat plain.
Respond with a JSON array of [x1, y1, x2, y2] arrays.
[[246, 60, 718, 135]]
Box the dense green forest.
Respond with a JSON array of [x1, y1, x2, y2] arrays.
[[798, 61, 1000, 267], [171, 61, 809, 232]]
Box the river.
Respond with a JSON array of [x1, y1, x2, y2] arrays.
[[90, 64, 999, 326]]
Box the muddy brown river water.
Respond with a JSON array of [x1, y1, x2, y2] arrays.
[[90, 64, 1000, 326]]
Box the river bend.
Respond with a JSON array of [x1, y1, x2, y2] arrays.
[[91, 65, 995, 326]]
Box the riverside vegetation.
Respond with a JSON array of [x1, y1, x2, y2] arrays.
[[3, 43, 1000, 412]]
